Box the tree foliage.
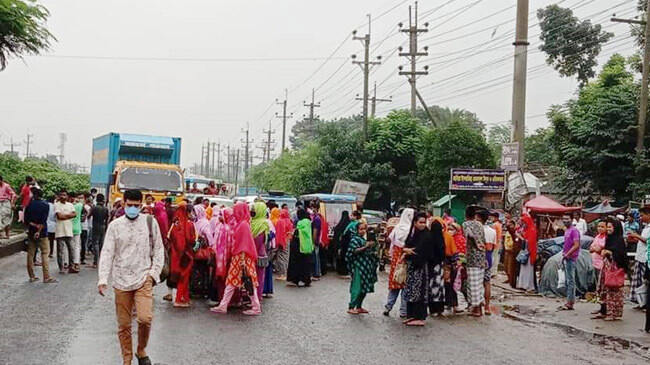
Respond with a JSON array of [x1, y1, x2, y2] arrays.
[[537, 5, 614, 87], [550, 54, 638, 200], [417, 121, 495, 201], [415, 106, 485, 131], [0, 0, 54, 70], [0, 154, 89, 198]]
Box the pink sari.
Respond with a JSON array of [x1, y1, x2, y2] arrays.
[[209, 211, 233, 278]]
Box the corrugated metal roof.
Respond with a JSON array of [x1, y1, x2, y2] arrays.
[[432, 194, 457, 207]]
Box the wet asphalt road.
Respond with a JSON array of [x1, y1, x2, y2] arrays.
[[0, 252, 646, 365]]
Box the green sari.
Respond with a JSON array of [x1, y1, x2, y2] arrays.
[[346, 232, 378, 295]]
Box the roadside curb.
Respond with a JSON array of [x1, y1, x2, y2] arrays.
[[0, 234, 27, 259], [501, 307, 650, 357]]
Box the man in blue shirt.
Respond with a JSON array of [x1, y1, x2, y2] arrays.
[[24, 188, 57, 283]]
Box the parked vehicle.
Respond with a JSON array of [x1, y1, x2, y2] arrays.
[[186, 193, 234, 208], [90, 133, 184, 205]]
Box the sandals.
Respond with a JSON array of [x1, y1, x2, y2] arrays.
[[357, 308, 369, 314], [347, 309, 360, 315], [136, 355, 152, 365], [29, 277, 40, 283], [43, 277, 58, 283], [210, 306, 227, 314], [402, 317, 414, 324], [406, 320, 425, 326], [558, 305, 574, 311], [243, 309, 261, 316]]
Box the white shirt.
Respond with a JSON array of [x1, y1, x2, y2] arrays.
[[573, 218, 588, 236], [46, 202, 56, 234], [54, 201, 75, 238], [483, 225, 497, 248], [636, 225, 650, 263], [98, 214, 164, 291]]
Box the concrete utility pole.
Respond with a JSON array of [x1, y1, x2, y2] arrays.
[[206, 141, 211, 177], [357, 82, 392, 117], [398, 2, 429, 116], [24, 133, 33, 158], [612, 6, 650, 157], [4, 138, 21, 154], [352, 14, 381, 142], [216, 141, 221, 179], [200, 144, 205, 176], [276, 89, 293, 151], [510, 0, 529, 169], [234, 149, 240, 191], [241, 125, 252, 195], [58, 133, 66, 165], [227, 144, 231, 182], [304, 89, 321, 125], [262, 119, 276, 163]]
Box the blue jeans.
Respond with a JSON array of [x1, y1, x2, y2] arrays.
[[385, 289, 407, 316], [565, 259, 577, 304], [312, 245, 321, 277]]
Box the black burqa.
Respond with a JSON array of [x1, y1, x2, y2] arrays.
[[605, 223, 628, 271], [334, 211, 351, 275]]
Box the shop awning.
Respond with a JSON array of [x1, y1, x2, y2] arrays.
[[524, 195, 581, 214], [582, 201, 625, 214]]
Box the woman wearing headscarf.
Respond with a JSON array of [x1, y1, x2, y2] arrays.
[[272, 209, 293, 280], [427, 219, 447, 317], [287, 209, 314, 287], [382, 208, 413, 317], [448, 223, 470, 307], [346, 222, 378, 314], [502, 219, 519, 289], [153, 201, 173, 302], [168, 202, 195, 308], [250, 202, 271, 301], [435, 217, 460, 314], [263, 210, 277, 297], [402, 212, 435, 326], [333, 211, 351, 276], [270, 207, 281, 226], [210, 202, 261, 315], [592, 217, 629, 320], [516, 213, 537, 292]]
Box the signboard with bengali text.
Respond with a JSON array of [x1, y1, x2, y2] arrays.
[[449, 168, 506, 191]]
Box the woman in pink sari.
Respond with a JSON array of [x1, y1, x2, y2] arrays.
[[207, 209, 234, 304], [210, 202, 261, 315]]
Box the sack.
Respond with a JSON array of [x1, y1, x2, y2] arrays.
[[516, 250, 529, 265], [516, 239, 529, 264], [604, 266, 625, 288], [557, 266, 566, 289], [443, 264, 452, 283], [257, 255, 269, 268], [393, 263, 407, 285]]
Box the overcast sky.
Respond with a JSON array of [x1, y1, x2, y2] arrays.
[[0, 0, 639, 169]]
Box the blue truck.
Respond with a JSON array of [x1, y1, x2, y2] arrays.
[[90, 133, 184, 204]]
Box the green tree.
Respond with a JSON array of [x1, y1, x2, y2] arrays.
[[525, 127, 557, 167], [415, 106, 485, 131], [0, 0, 54, 70], [417, 121, 495, 200], [289, 117, 323, 149], [550, 54, 638, 200], [537, 5, 614, 87], [486, 124, 511, 165]]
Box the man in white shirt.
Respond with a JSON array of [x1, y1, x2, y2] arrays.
[[477, 209, 496, 315], [629, 207, 650, 308], [572, 212, 588, 237], [54, 190, 77, 274], [98, 189, 163, 365]]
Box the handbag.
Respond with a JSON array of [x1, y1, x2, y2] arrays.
[[604, 265, 625, 288], [257, 255, 269, 268], [516, 239, 529, 264], [393, 263, 407, 285]]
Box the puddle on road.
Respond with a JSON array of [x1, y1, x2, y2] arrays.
[[500, 304, 650, 359]]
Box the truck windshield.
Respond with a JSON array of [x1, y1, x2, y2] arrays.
[[118, 167, 183, 192]]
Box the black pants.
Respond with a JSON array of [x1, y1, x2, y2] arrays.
[[48, 233, 55, 257], [645, 268, 650, 332], [80, 230, 88, 263], [92, 231, 105, 265], [407, 301, 427, 320]]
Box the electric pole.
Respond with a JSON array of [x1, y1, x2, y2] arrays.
[[200, 144, 206, 176], [227, 144, 231, 182], [241, 125, 252, 195], [206, 141, 211, 177], [234, 149, 240, 192], [357, 82, 392, 117], [398, 2, 429, 116], [24, 133, 33, 158], [4, 138, 21, 155], [262, 119, 276, 163], [216, 141, 221, 179], [304, 89, 321, 125], [612, 6, 650, 158], [276, 89, 293, 151], [509, 0, 529, 169], [352, 14, 381, 142], [58, 133, 67, 165]]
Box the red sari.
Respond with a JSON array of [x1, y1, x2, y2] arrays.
[[169, 204, 195, 305]]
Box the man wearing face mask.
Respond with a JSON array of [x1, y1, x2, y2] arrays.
[[559, 213, 581, 311], [98, 189, 164, 365]]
